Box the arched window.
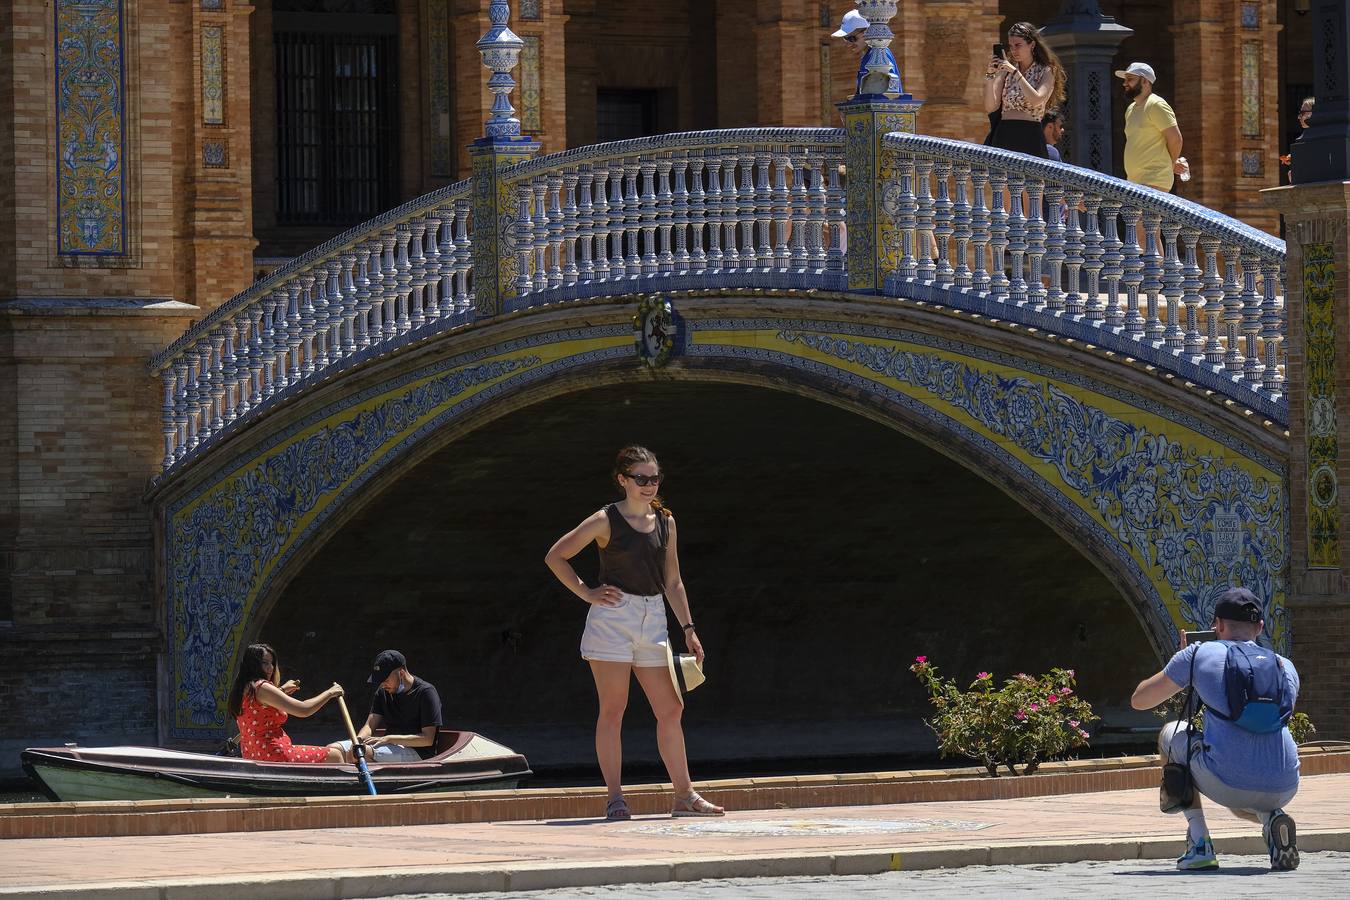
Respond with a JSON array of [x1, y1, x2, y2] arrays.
[[272, 0, 399, 226]]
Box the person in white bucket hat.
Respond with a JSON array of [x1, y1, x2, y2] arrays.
[[1116, 61, 1188, 192], [832, 8, 901, 99]]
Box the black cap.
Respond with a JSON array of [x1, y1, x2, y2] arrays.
[[368, 649, 406, 684], [1214, 587, 1262, 623]]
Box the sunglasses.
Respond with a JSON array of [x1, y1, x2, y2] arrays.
[[624, 472, 664, 487]]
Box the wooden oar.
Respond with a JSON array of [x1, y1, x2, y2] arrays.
[[336, 695, 377, 796]]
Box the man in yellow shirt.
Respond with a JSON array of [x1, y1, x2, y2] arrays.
[[1117, 62, 1186, 192]]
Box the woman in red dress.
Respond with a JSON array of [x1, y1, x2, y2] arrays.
[[226, 643, 345, 763]]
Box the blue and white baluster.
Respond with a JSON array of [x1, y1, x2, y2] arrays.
[[828, 154, 846, 273], [354, 242, 375, 349], [546, 172, 565, 289], [246, 301, 266, 412], [915, 157, 937, 283], [379, 233, 400, 342], [623, 158, 642, 278], [968, 166, 991, 294], [172, 358, 190, 461], [1099, 203, 1124, 328], [185, 341, 207, 451], [987, 168, 1010, 300], [688, 153, 708, 273], [285, 281, 305, 384], [1240, 252, 1264, 385], [740, 153, 759, 271], [206, 328, 226, 437], [1024, 176, 1047, 310], [809, 154, 829, 272], [1179, 230, 1204, 358], [453, 200, 472, 313], [755, 149, 774, 272], [655, 154, 675, 276], [1081, 196, 1105, 323], [531, 176, 550, 293], [562, 169, 581, 287], [576, 165, 595, 283], [1062, 193, 1085, 318], [1160, 222, 1184, 351], [608, 161, 626, 280], [589, 163, 611, 283], [639, 157, 660, 277], [408, 218, 429, 329], [1261, 260, 1283, 395], [896, 152, 918, 280], [262, 290, 285, 397], [392, 226, 413, 335], [423, 214, 443, 324], [1118, 207, 1144, 337], [1044, 183, 1067, 314], [1200, 236, 1225, 366], [788, 149, 809, 275], [720, 151, 741, 272], [160, 365, 180, 469], [329, 258, 350, 363], [706, 152, 725, 272], [1140, 210, 1164, 342], [509, 184, 532, 298], [1220, 246, 1245, 376], [771, 150, 792, 276], [671, 152, 691, 275], [932, 159, 955, 287], [300, 273, 321, 373], [220, 320, 240, 427], [1004, 173, 1027, 303]]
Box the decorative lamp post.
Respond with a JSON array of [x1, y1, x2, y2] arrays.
[[1039, 0, 1133, 174], [477, 0, 526, 140], [469, 0, 540, 318]]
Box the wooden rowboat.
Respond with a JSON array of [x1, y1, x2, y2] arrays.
[[21, 730, 530, 801]]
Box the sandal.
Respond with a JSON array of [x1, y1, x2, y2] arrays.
[[605, 796, 632, 821], [672, 791, 725, 817]]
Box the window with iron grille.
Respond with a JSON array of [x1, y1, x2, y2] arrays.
[[273, 15, 399, 226]]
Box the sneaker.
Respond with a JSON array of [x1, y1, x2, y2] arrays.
[[1265, 809, 1299, 871], [1175, 835, 1218, 871]]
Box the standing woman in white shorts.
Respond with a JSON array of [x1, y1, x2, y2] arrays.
[[545, 445, 724, 820]]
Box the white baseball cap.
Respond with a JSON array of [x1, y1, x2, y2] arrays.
[[832, 9, 869, 37], [1114, 62, 1156, 84]]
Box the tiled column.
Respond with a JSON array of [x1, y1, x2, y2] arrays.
[[1265, 183, 1350, 739]]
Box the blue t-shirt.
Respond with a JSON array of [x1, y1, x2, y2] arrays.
[[1164, 641, 1300, 792], [855, 48, 901, 97]]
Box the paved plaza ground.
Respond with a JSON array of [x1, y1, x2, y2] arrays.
[[2, 774, 1349, 899]]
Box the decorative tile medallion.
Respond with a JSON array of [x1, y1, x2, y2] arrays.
[[1242, 149, 1263, 177], [520, 0, 540, 19], [55, 0, 129, 257], [202, 25, 225, 126], [203, 140, 228, 168], [520, 36, 541, 133], [1241, 41, 1261, 138], [1241, 2, 1259, 29], [428, 0, 453, 176], [1304, 241, 1339, 568]]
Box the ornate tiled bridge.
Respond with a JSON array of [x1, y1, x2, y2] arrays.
[[146, 6, 1296, 739]]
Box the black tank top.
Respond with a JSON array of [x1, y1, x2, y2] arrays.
[[597, 504, 667, 596]]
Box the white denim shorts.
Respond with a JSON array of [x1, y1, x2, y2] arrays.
[[581, 591, 669, 667]]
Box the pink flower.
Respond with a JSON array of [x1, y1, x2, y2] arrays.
[[977, 671, 991, 680], [1015, 710, 1027, 721], [915, 656, 927, 664], [1068, 719, 1080, 728], [1047, 694, 1059, 704], [1066, 669, 1075, 677], [1029, 703, 1040, 712], [1078, 730, 1090, 739], [1060, 688, 1073, 696]]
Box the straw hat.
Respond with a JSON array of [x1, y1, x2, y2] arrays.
[[665, 643, 705, 703]]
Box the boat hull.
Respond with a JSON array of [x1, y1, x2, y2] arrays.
[[22, 732, 530, 802]]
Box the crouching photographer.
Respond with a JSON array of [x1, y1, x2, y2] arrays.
[[1130, 587, 1301, 872]]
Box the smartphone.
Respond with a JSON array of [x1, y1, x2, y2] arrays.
[[993, 43, 1005, 60], [1184, 630, 1218, 644]]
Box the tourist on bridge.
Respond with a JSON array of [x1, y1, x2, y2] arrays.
[[1117, 62, 1188, 193], [545, 445, 724, 821], [330, 649, 443, 763], [983, 22, 1066, 159], [1042, 107, 1065, 162], [1130, 588, 1301, 872], [228, 642, 347, 763], [833, 8, 901, 99]]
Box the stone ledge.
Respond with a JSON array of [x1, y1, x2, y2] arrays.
[[0, 297, 199, 317], [4, 750, 1346, 840]]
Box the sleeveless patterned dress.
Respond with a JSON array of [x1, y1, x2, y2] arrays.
[[236, 681, 331, 763]]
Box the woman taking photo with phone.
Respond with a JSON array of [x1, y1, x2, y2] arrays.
[[545, 445, 723, 821], [984, 22, 1066, 158]]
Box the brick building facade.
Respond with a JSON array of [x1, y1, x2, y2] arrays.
[[0, 0, 1326, 769]]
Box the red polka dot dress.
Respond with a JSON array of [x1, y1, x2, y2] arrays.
[[236, 681, 331, 763]]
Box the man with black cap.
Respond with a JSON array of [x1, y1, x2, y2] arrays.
[[329, 650, 442, 762], [1131, 587, 1301, 872]]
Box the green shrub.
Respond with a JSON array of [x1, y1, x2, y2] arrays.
[[910, 657, 1099, 777]]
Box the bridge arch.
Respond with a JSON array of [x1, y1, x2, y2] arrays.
[[153, 294, 1286, 739]]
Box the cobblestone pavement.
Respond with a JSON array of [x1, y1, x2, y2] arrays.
[[394, 851, 1350, 899]]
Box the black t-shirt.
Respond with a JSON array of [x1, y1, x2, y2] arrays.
[[370, 676, 443, 759]]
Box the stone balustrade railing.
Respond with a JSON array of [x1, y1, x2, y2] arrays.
[[149, 179, 474, 472], [881, 133, 1287, 420], [151, 127, 1289, 476], [501, 128, 848, 308]]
